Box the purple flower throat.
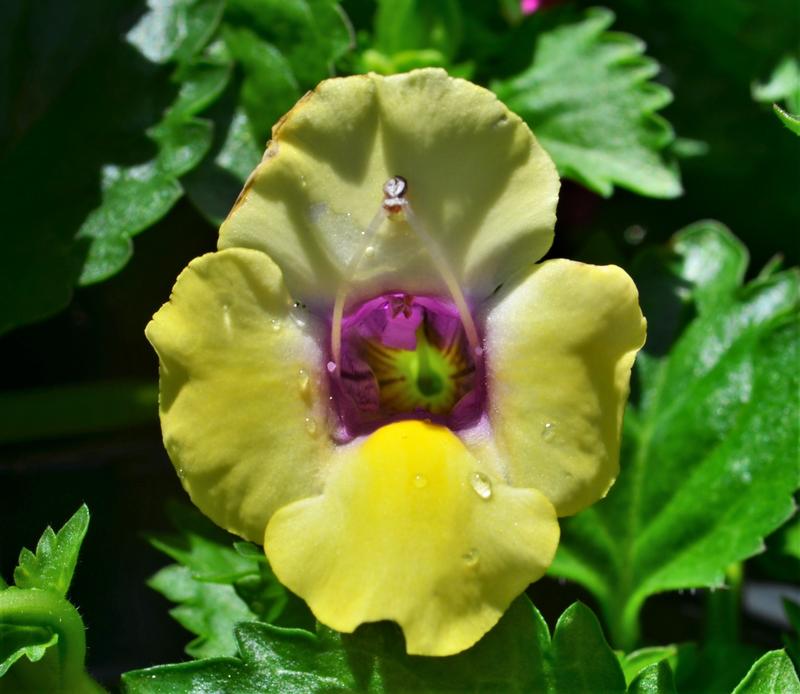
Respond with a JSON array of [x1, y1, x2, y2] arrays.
[[324, 176, 487, 440]]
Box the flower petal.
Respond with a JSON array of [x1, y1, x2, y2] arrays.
[[219, 68, 559, 309], [145, 248, 333, 542], [264, 420, 559, 656], [485, 260, 646, 516]]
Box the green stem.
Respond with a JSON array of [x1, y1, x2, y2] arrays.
[[0, 587, 92, 690]]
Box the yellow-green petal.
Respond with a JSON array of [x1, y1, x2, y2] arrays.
[[145, 248, 333, 542], [219, 68, 559, 309], [484, 260, 646, 516], [265, 420, 559, 656]]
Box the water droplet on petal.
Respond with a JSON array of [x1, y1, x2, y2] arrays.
[[470, 471, 492, 500], [298, 369, 312, 403], [364, 245, 375, 258], [413, 473, 427, 488], [327, 361, 337, 373], [304, 417, 317, 436], [474, 346, 484, 357], [462, 548, 480, 567], [541, 422, 555, 442], [271, 319, 282, 332]]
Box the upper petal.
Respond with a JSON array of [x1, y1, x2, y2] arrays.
[[145, 248, 333, 542], [264, 420, 559, 656], [484, 260, 647, 516], [219, 68, 559, 309]]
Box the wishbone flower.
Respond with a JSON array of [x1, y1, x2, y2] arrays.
[[146, 69, 646, 656]]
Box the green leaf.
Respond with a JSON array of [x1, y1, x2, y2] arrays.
[[122, 599, 628, 693], [183, 100, 262, 225], [147, 504, 303, 657], [13, 506, 89, 596], [75, 114, 213, 285], [0, 8, 227, 333], [0, 508, 101, 693], [551, 603, 627, 693], [225, 0, 353, 86], [753, 56, 800, 113], [492, 7, 682, 198], [127, 0, 226, 65], [221, 26, 301, 143], [774, 104, 800, 136], [149, 503, 257, 583], [619, 646, 678, 686], [627, 661, 676, 694], [359, 0, 468, 75], [732, 650, 800, 694], [0, 625, 58, 678], [148, 564, 256, 658], [551, 222, 800, 649], [373, 0, 462, 60]]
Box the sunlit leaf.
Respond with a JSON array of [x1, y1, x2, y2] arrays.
[[492, 8, 681, 198], [122, 600, 629, 693], [551, 222, 800, 648]]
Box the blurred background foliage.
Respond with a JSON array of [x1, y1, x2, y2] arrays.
[[1, 0, 798, 688]]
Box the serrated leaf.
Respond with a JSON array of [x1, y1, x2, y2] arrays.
[[75, 114, 213, 285], [149, 564, 256, 658], [147, 504, 303, 656], [0, 624, 58, 678], [492, 7, 681, 198], [732, 650, 800, 694], [122, 599, 629, 693], [149, 503, 256, 582], [13, 505, 89, 596], [127, 0, 226, 65], [551, 222, 800, 649]]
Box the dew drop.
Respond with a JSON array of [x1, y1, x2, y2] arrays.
[[469, 471, 492, 500], [541, 422, 555, 442], [327, 360, 337, 373], [462, 548, 480, 567], [271, 319, 282, 332], [364, 245, 376, 258], [298, 369, 311, 399], [413, 473, 427, 488], [304, 417, 317, 436]]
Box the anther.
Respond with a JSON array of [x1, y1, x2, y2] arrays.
[[383, 175, 408, 215]]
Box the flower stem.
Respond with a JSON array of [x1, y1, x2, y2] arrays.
[[0, 587, 102, 693]]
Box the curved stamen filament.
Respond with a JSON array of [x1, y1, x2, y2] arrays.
[[331, 207, 387, 367], [403, 204, 480, 354]]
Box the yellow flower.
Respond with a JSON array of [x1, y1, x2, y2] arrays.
[[146, 69, 646, 656]]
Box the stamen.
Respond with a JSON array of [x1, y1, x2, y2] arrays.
[[331, 206, 387, 368], [403, 204, 481, 354]]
